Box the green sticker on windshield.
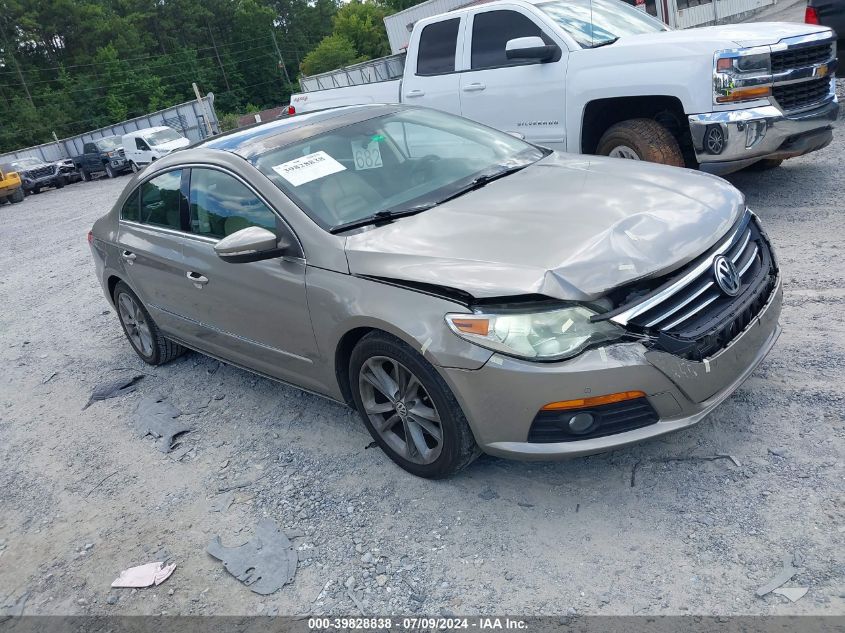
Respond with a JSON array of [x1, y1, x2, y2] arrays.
[[371, 134, 385, 143]]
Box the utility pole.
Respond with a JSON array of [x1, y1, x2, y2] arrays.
[[270, 30, 292, 87], [0, 24, 33, 107], [192, 83, 214, 138], [206, 20, 231, 92]]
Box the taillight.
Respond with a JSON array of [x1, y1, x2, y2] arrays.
[[287, 105, 296, 115], [87, 230, 94, 245], [805, 5, 820, 23]]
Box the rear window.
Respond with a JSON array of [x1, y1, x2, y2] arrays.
[[417, 18, 460, 75]]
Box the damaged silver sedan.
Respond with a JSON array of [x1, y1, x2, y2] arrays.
[[89, 105, 782, 478]]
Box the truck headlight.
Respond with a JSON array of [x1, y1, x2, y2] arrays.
[[445, 306, 623, 361], [713, 48, 772, 104]]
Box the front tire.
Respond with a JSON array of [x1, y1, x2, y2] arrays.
[[113, 282, 186, 365], [12, 189, 23, 203], [55, 177, 65, 189], [596, 118, 684, 167], [81, 169, 90, 182], [130, 161, 139, 173], [349, 332, 479, 478], [105, 163, 116, 178]]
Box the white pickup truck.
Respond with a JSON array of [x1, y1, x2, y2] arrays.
[[291, 0, 839, 174]]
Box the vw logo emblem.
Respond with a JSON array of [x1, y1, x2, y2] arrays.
[[713, 255, 741, 296], [395, 401, 408, 419]]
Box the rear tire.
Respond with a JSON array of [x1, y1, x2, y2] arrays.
[[596, 118, 685, 167], [113, 281, 187, 366], [349, 332, 480, 478]]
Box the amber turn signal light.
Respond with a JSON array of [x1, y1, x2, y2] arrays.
[[450, 317, 490, 336], [541, 390, 646, 411]]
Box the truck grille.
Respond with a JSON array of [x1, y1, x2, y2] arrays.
[[117, 148, 126, 158], [771, 42, 834, 73], [606, 211, 778, 362], [28, 166, 54, 179], [773, 77, 832, 113]]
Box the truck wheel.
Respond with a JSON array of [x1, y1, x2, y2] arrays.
[[55, 177, 65, 189], [130, 162, 139, 173], [81, 170, 90, 182], [596, 118, 684, 167], [32, 186, 40, 194], [11, 189, 24, 203], [105, 163, 116, 178]]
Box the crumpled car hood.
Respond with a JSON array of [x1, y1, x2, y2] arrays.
[[344, 153, 745, 302]]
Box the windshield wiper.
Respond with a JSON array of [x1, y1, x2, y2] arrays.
[[587, 36, 619, 48], [329, 204, 433, 234], [431, 163, 532, 207]]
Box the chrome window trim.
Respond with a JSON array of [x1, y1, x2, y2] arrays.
[[118, 162, 306, 261]]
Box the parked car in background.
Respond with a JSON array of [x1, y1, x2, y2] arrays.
[[89, 105, 782, 478], [7, 157, 65, 194], [122, 127, 190, 171], [806, 0, 844, 55], [54, 158, 82, 184], [0, 164, 25, 204], [73, 135, 131, 180], [292, 0, 838, 174]]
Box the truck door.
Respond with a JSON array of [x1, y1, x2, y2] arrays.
[[83, 143, 98, 170], [458, 7, 568, 150], [401, 16, 464, 115]]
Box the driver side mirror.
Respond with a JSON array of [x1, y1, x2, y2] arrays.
[[505, 36, 558, 62], [214, 226, 290, 264]]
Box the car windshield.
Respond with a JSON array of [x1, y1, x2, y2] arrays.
[[96, 136, 123, 151], [13, 158, 41, 168], [537, 0, 667, 48], [147, 128, 183, 146], [252, 109, 547, 231]]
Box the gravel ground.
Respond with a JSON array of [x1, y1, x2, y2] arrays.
[[1, 111, 844, 618]]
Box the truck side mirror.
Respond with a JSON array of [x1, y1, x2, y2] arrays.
[[505, 36, 558, 62]]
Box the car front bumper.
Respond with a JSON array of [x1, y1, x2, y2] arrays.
[[442, 278, 782, 460], [689, 95, 839, 175]]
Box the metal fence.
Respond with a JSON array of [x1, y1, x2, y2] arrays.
[[0, 94, 219, 164]]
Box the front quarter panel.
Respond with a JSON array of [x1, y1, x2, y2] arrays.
[[306, 267, 494, 401]]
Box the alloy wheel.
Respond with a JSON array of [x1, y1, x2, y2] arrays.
[[117, 292, 154, 357], [608, 145, 641, 160], [358, 356, 443, 465]]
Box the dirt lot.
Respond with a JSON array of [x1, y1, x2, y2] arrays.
[[1, 107, 844, 617]]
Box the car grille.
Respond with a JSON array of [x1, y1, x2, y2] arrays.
[[773, 77, 832, 113], [771, 42, 834, 73], [527, 398, 658, 443], [606, 211, 778, 362]]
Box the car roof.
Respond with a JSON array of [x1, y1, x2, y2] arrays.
[[196, 104, 405, 159], [122, 126, 169, 138]]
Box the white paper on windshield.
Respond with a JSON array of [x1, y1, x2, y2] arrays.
[[351, 140, 383, 171], [272, 151, 345, 186]]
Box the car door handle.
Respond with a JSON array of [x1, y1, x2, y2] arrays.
[[405, 89, 425, 98], [121, 250, 136, 263], [462, 82, 486, 92], [186, 271, 209, 287]]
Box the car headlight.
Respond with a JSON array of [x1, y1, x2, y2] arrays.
[[445, 306, 623, 361], [713, 48, 772, 105]]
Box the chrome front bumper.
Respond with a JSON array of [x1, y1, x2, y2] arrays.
[[689, 95, 839, 175]]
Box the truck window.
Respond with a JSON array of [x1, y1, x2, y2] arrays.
[[416, 18, 460, 75], [136, 138, 151, 151], [84, 143, 97, 154], [471, 10, 553, 70]]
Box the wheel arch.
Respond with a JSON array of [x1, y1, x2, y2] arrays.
[[581, 95, 690, 157]]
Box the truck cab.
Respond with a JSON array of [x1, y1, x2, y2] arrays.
[[74, 135, 131, 180], [293, 0, 839, 174]]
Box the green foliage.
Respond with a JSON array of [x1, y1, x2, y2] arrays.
[[300, 34, 360, 76], [333, 1, 391, 61]]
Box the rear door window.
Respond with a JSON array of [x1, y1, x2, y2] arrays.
[[188, 168, 277, 239], [416, 18, 461, 75], [138, 170, 185, 230], [471, 10, 553, 70]]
